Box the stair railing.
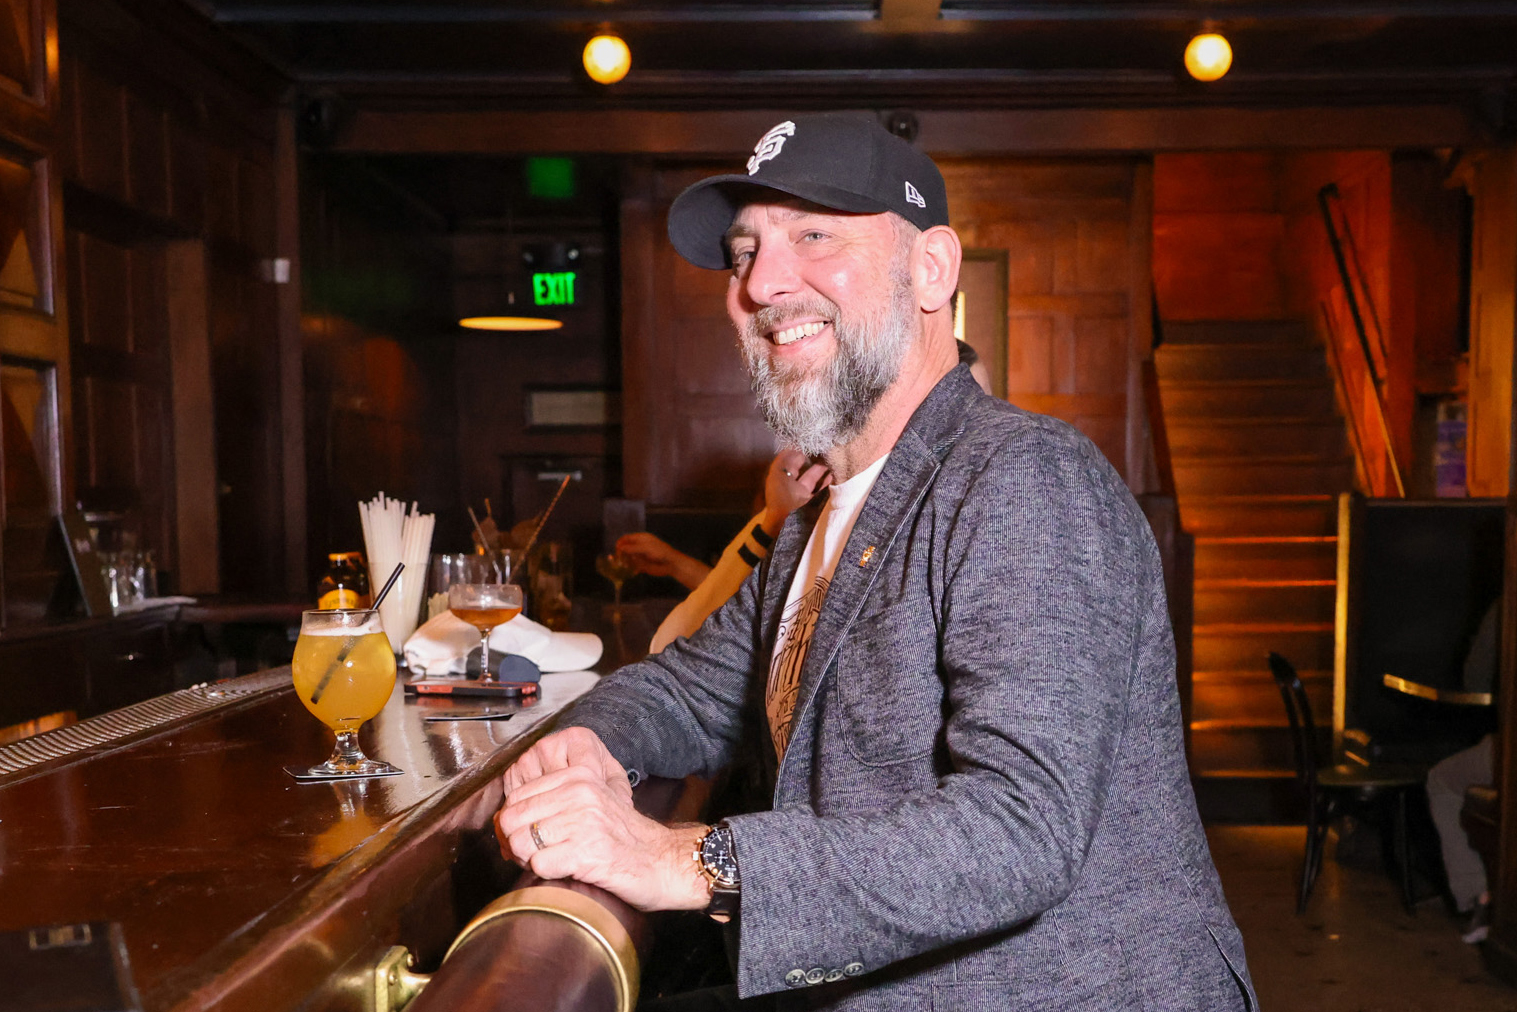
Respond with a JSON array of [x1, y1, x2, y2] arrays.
[[1142, 288, 1178, 498], [1316, 183, 1405, 497]]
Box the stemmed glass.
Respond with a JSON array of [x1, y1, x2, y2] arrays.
[[596, 551, 637, 614], [447, 555, 523, 683], [288, 608, 401, 780]]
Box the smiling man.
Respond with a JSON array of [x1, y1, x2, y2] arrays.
[[495, 113, 1257, 1011]]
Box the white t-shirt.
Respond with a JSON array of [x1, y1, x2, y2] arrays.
[[766, 453, 890, 761]]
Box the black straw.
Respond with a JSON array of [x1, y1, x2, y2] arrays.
[[370, 561, 404, 611]]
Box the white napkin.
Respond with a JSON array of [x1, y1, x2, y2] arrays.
[[403, 611, 603, 675]]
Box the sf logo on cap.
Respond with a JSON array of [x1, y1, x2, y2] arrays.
[[748, 121, 796, 175]]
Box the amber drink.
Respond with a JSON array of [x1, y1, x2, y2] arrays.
[[288, 609, 401, 779]]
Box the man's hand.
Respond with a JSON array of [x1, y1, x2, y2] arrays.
[[495, 764, 711, 912], [501, 726, 635, 801]]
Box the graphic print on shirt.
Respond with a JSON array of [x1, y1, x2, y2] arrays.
[[767, 574, 829, 760]]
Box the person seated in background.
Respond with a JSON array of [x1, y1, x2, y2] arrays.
[[618, 449, 832, 653], [620, 343, 992, 654], [1427, 596, 1500, 943]]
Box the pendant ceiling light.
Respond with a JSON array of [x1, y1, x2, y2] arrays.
[[459, 316, 562, 331], [583, 34, 631, 85], [456, 205, 563, 333]]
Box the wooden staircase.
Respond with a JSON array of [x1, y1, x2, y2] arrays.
[[1155, 321, 1352, 807]]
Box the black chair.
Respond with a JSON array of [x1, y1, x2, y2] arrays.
[[1268, 652, 1427, 914]]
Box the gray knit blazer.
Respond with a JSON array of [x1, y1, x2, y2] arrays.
[[568, 366, 1258, 1011]]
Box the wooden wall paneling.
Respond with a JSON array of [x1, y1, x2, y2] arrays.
[[0, 143, 52, 316], [1465, 148, 1517, 498], [945, 158, 1142, 483], [618, 160, 655, 503], [339, 105, 1479, 158], [66, 225, 174, 567], [209, 235, 283, 593], [622, 162, 771, 511], [274, 107, 303, 596], [165, 238, 215, 593], [0, 0, 56, 143]]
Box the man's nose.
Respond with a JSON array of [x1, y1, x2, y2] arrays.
[[741, 242, 802, 306]]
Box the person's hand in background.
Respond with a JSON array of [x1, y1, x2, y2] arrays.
[[614, 532, 712, 591], [761, 448, 832, 537]]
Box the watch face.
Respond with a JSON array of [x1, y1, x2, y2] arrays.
[[701, 827, 739, 888]]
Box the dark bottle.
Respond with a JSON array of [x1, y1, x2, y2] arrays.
[[317, 552, 371, 610]]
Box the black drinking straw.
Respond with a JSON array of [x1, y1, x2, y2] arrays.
[[309, 562, 404, 705]]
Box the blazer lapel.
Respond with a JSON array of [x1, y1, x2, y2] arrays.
[[773, 431, 942, 791]]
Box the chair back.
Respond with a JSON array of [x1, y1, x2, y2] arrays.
[[1269, 651, 1320, 791]]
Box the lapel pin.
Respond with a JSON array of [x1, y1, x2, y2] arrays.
[[859, 545, 876, 567]]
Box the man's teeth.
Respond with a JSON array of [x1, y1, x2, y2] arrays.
[[772, 321, 827, 346]]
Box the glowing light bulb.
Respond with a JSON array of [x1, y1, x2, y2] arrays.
[[1184, 33, 1233, 82], [583, 34, 631, 85]]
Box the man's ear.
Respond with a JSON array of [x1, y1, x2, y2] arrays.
[[914, 226, 962, 315]]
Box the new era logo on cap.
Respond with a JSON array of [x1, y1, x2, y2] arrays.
[[666, 111, 951, 270], [748, 121, 796, 175]]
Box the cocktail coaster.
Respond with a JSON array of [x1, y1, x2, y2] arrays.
[[282, 764, 404, 783]]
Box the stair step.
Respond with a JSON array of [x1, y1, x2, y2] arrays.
[[1193, 622, 1335, 672], [1160, 320, 1314, 346], [1194, 536, 1337, 580], [1191, 667, 1332, 723], [1194, 580, 1336, 626], [1182, 495, 1338, 537], [1155, 342, 1328, 384], [1168, 419, 1348, 459], [1159, 380, 1338, 418], [1190, 723, 1301, 776], [1173, 456, 1354, 496]]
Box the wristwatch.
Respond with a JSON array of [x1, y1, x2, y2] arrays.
[[694, 821, 741, 923]]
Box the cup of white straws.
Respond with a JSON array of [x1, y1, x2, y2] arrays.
[[358, 493, 436, 654]]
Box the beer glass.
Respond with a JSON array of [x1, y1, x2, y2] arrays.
[[447, 555, 523, 682], [289, 609, 401, 779]]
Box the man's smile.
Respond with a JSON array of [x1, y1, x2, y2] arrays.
[[767, 319, 832, 348]]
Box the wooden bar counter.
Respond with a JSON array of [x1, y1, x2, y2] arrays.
[[0, 663, 605, 1012]]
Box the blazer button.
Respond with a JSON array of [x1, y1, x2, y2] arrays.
[[785, 969, 806, 988], [843, 962, 864, 976], [825, 968, 844, 982], [805, 967, 826, 985]]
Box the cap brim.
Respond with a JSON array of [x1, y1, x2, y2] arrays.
[[667, 174, 894, 270]]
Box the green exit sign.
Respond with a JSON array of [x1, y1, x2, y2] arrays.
[[532, 272, 576, 306]]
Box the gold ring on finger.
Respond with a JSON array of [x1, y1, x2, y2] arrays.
[[530, 821, 547, 850]]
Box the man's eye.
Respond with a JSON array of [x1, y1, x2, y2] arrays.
[[801, 231, 827, 242]]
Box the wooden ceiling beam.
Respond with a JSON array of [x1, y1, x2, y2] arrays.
[[333, 104, 1481, 157], [208, 1, 1517, 25], [879, 0, 941, 26]]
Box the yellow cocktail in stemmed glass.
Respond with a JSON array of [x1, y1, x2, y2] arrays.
[[288, 608, 402, 779]]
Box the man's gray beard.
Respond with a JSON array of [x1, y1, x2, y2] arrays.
[[739, 273, 917, 458]]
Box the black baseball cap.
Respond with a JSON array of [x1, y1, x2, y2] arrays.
[[667, 112, 950, 270]]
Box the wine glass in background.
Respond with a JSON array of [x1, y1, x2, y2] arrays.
[[596, 551, 637, 614], [289, 608, 400, 778], [447, 555, 522, 682]]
